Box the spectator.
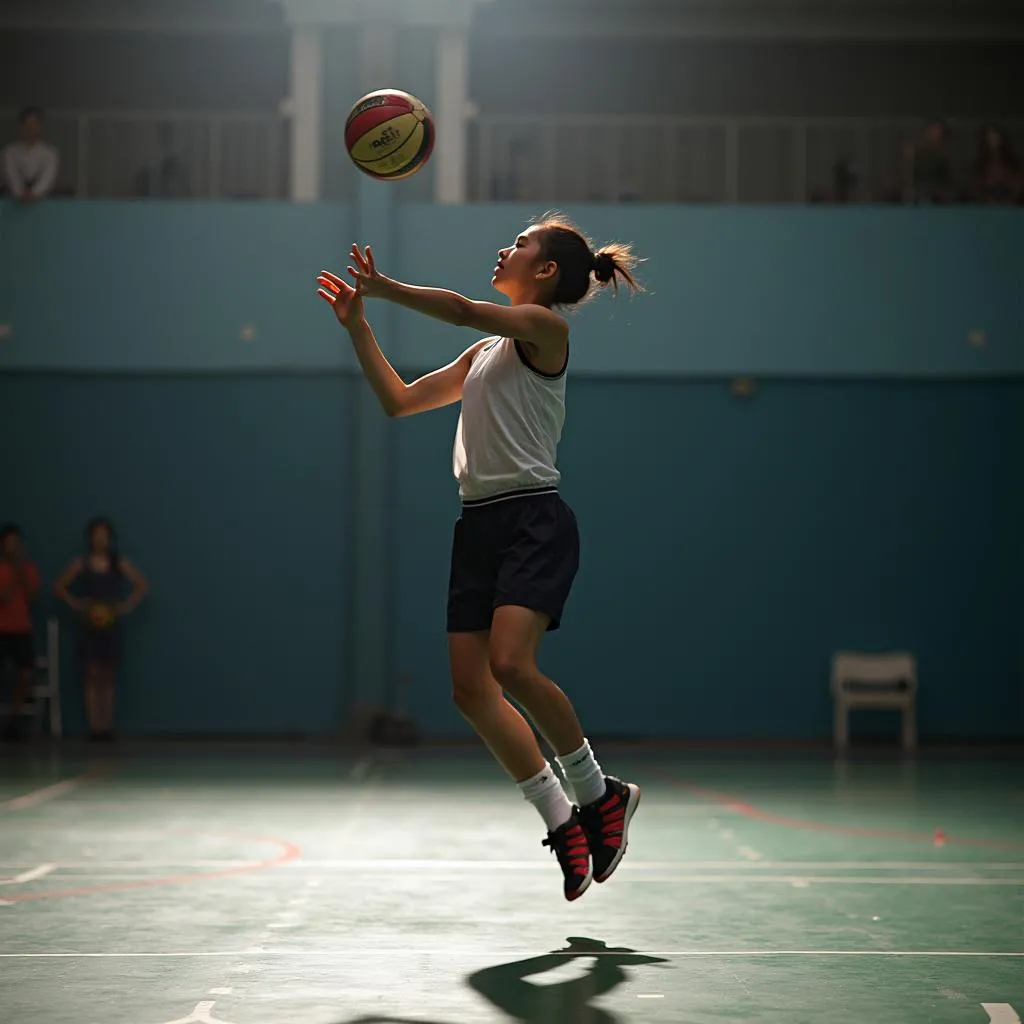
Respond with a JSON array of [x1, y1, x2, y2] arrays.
[[903, 118, 956, 204], [1, 106, 59, 201], [971, 124, 1022, 205], [832, 157, 858, 203], [0, 524, 41, 743], [54, 518, 149, 742]]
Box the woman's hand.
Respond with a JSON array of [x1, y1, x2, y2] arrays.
[[317, 269, 365, 329], [346, 243, 391, 299]]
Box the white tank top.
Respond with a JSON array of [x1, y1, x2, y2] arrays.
[[453, 336, 567, 503]]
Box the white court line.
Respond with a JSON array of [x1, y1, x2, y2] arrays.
[[9, 872, 1020, 887], [0, 861, 262, 871], [1, 950, 1022, 959], [0, 860, 1019, 871], [0, 864, 57, 886], [2, 775, 92, 812], [612, 876, 1024, 886], [162, 1000, 236, 1024], [983, 1005, 1021, 1024], [248, 859, 1024, 872]]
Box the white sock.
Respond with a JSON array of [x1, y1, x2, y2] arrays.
[[557, 738, 607, 807], [518, 764, 574, 832]]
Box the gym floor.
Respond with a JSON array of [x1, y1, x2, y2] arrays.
[[1, 747, 1022, 1024]]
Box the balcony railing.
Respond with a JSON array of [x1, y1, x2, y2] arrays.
[[1, 109, 288, 199], [5, 109, 1018, 203], [469, 115, 1024, 203]]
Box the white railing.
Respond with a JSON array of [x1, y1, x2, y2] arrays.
[[1, 109, 289, 199], [470, 115, 1024, 203], [5, 109, 1020, 203]]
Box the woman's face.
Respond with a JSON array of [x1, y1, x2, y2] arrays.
[[985, 128, 1003, 154], [90, 525, 111, 552], [491, 226, 549, 300]]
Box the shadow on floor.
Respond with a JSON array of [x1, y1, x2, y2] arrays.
[[338, 936, 671, 1024]]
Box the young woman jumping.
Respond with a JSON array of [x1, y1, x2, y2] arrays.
[[317, 213, 644, 902]]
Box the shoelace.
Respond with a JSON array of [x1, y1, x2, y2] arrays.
[[543, 824, 589, 873]]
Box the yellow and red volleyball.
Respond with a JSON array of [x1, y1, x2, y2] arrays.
[[345, 89, 435, 181]]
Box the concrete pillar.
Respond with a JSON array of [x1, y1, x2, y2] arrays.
[[360, 19, 398, 91], [434, 23, 471, 203], [288, 24, 323, 201], [346, 19, 399, 738]]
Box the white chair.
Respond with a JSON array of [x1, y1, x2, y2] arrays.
[[831, 650, 917, 751], [0, 616, 62, 740]]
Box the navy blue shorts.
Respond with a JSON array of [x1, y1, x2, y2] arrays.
[[447, 488, 580, 634]]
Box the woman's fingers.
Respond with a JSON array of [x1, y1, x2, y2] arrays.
[[316, 287, 336, 304], [317, 274, 341, 294], [350, 244, 370, 273], [319, 270, 345, 289], [348, 243, 377, 276]]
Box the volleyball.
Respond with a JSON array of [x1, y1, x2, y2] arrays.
[[88, 603, 116, 629], [345, 89, 435, 181]]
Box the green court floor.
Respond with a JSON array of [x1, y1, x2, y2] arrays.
[[0, 747, 1022, 1023]]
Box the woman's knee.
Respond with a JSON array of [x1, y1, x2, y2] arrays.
[[488, 605, 546, 694], [488, 647, 536, 695], [449, 633, 500, 716]]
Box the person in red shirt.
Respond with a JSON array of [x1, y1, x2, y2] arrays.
[[0, 524, 41, 742]]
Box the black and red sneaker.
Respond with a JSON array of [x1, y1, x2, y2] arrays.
[[578, 776, 641, 883], [542, 812, 593, 902]]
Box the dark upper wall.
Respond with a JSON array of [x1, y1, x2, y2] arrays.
[[1, 27, 1022, 121], [0, 29, 290, 112], [467, 38, 1024, 119]]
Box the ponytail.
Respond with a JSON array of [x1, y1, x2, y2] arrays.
[[591, 243, 643, 294], [533, 211, 645, 306]]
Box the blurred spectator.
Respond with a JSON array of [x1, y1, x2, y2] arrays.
[[0, 524, 41, 743], [133, 121, 192, 198], [808, 157, 858, 204], [54, 518, 149, 742], [971, 124, 1022, 205], [903, 118, 955, 204], [832, 157, 858, 203], [1, 106, 60, 201]]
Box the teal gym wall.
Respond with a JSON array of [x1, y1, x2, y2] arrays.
[[1, 200, 1021, 739]]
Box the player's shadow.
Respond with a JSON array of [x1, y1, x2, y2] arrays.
[[338, 935, 670, 1024]]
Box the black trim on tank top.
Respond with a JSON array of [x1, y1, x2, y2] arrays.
[[462, 485, 559, 509], [513, 339, 569, 380]]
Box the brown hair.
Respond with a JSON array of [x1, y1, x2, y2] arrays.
[[532, 211, 644, 307]]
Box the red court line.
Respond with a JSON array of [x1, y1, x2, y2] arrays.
[[659, 774, 1024, 851], [2, 835, 302, 903]]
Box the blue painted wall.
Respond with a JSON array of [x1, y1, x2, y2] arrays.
[[391, 377, 1024, 740], [1, 201, 1021, 739], [390, 204, 1024, 376], [0, 201, 352, 371], [3, 203, 1021, 375], [0, 373, 353, 736]]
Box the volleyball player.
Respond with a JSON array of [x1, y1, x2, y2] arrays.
[[317, 213, 644, 901]]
